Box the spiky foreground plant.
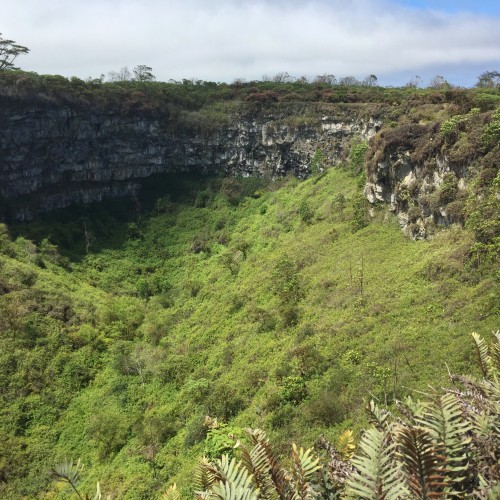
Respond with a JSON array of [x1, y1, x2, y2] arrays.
[[54, 333, 499, 499], [193, 332, 499, 499], [51, 458, 104, 500], [195, 428, 322, 499], [345, 331, 499, 499]]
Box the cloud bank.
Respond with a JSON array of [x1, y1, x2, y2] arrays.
[[2, 0, 500, 86]]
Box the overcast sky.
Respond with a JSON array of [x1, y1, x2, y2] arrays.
[[2, 0, 500, 87]]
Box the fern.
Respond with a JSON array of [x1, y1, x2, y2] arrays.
[[195, 457, 224, 491], [51, 459, 104, 500], [472, 332, 494, 378], [347, 427, 406, 499], [239, 437, 275, 498], [246, 428, 290, 498], [163, 484, 181, 500], [367, 400, 390, 430], [415, 393, 471, 494], [491, 331, 500, 370], [397, 426, 447, 499], [196, 455, 258, 500], [336, 430, 355, 461], [51, 458, 85, 500], [210, 480, 258, 500], [290, 443, 321, 499], [92, 483, 103, 500]]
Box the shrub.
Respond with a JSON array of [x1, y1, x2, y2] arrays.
[[351, 194, 369, 231], [279, 375, 307, 405], [88, 408, 129, 460], [306, 389, 346, 426], [194, 190, 211, 208], [204, 422, 246, 460], [407, 205, 422, 223], [271, 255, 301, 304], [482, 108, 500, 145], [310, 149, 326, 174], [184, 412, 207, 447], [349, 141, 368, 172], [438, 172, 459, 204], [298, 200, 314, 223], [446, 199, 465, 222], [204, 382, 245, 420]]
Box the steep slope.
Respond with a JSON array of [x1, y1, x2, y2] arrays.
[[0, 72, 382, 219], [0, 74, 498, 497], [1, 167, 497, 498]]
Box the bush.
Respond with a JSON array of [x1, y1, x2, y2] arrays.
[[88, 408, 129, 459], [349, 141, 368, 172], [271, 255, 302, 304], [279, 375, 307, 405], [204, 382, 246, 420], [438, 173, 459, 205], [298, 200, 314, 223], [184, 412, 207, 447], [407, 205, 422, 223]]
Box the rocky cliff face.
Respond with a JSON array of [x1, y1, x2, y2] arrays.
[[364, 149, 463, 238], [0, 96, 381, 220], [362, 114, 497, 239]]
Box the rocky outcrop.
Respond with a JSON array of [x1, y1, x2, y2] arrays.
[[0, 97, 381, 220], [364, 135, 468, 239]]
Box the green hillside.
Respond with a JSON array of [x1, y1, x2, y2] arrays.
[[0, 160, 497, 497]]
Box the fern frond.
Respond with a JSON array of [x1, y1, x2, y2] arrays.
[[491, 331, 500, 370], [205, 455, 258, 500], [291, 443, 321, 498], [418, 393, 471, 452], [472, 411, 494, 438], [337, 430, 356, 461], [472, 332, 493, 378], [52, 457, 83, 485], [196, 457, 225, 490], [239, 438, 274, 498], [163, 483, 181, 500], [210, 480, 258, 500], [51, 458, 85, 500], [246, 428, 290, 498], [347, 427, 406, 500], [367, 400, 389, 430], [397, 426, 447, 499], [416, 393, 471, 492], [90, 481, 111, 500], [403, 396, 428, 420]]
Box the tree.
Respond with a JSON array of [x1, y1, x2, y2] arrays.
[[272, 71, 294, 83], [133, 64, 156, 82], [0, 33, 29, 70], [476, 70, 500, 88], [338, 75, 360, 86], [428, 74, 449, 89], [108, 66, 132, 82], [405, 75, 422, 88], [363, 74, 378, 87], [313, 74, 337, 85]]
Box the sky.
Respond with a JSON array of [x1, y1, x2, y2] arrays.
[[1, 0, 500, 87]]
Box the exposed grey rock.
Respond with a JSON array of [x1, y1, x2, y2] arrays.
[[365, 148, 467, 239], [0, 97, 380, 220]]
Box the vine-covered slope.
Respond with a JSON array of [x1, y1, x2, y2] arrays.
[[0, 162, 497, 497]]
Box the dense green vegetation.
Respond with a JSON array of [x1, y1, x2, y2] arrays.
[[0, 157, 497, 497], [2, 69, 500, 132], [176, 332, 499, 499], [0, 75, 499, 497]]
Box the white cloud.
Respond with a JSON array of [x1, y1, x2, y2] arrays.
[[2, 0, 499, 86]]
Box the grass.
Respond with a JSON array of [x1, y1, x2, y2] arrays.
[[0, 166, 497, 498]]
